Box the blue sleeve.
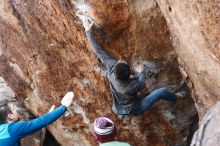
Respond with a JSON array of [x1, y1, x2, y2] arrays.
[[86, 30, 117, 72], [8, 105, 67, 138]]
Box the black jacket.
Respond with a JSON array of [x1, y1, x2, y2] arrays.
[[86, 30, 145, 115]]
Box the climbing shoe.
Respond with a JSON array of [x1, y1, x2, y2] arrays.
[[166, 80, 186, 93], [176, 80, 186, 91], [176, 90, 188, 98], [173, 80, 186, 92], [118, 114, 126, 122]]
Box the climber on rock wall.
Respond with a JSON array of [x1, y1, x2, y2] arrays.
[[0, 92, 74, 146], [77, 14, 187, 121], [93, 116, 131, 146]]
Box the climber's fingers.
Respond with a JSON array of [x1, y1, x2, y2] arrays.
[[76, 10, 95, 31], [76, 13, 84, 19], [76, 14, 86, 24], [76, 11, 95, 29], [77, 16, 94, 31], [76, 11, 88, 21], [76, 10, 85, 16]]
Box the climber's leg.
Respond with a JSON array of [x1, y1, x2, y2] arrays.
[[131, 87, 177, 116]]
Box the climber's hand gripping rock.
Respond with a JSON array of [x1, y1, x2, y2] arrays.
[[76, 13, 95, 31]]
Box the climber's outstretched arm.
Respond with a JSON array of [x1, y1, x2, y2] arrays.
[[7, 92, 74, 139], [86, 29, 117, 71], [77, 14, 117, 71]]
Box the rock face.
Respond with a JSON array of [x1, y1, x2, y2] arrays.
[[156, 0, 220, 118], [191, 101, 220, 146], [0, 77, 42, 146], [0, 0, 197, 146]]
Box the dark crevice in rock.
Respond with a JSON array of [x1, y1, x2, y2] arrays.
[[43, 130, 60, 146], [168, 6, 172, 12], [187, 114, 199, 146]]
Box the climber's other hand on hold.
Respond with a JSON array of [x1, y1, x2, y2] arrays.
[[136, 64, 144, 73], [61, 91, 74, 108], [76, 13, 94, 31]]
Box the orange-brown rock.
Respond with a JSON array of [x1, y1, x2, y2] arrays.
[[0, 0, 197, 146], [156, 0, 220, 118]]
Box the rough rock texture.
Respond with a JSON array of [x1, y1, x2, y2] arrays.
[[0, 0, 197, 146], [0, 77, 42, 146], [191, 101, 220, 146], [156, 0, 220, 118]]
